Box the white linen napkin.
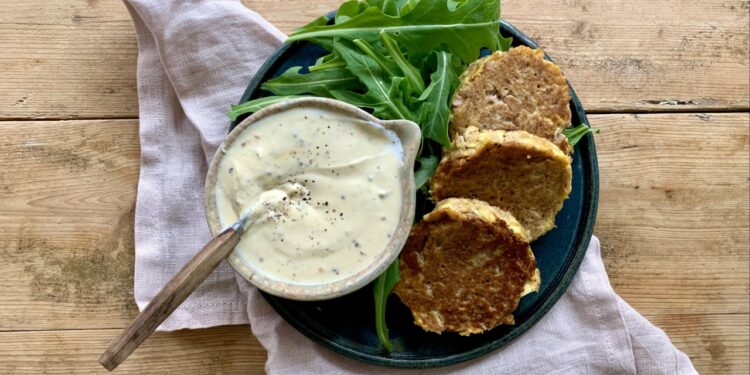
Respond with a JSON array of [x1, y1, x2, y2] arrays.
[[124, 1, 697, 373]]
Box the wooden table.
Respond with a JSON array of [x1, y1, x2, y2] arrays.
[[0, 0, 747, 373]]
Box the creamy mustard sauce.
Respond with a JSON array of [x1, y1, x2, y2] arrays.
[[215, 107, 403, 285]]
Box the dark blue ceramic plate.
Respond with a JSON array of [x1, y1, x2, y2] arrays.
[[231, 20, 599, 369]]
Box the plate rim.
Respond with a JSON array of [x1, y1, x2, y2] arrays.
[[230, 19, 599, 369]]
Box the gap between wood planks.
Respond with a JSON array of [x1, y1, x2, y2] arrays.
[[0, 108, 749, 122]]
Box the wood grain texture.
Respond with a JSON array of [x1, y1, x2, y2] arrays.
[[0, 120, 140, 330], [0, 326, 266, 374], [505, 0, 750, 113], [1, 0, 748, 373], [0, 0, 748, 120], [0, 316, 744, 375], [645, 313, 750, 374], [0, 1, 138, 120], [0, 114, 747, 373], [593, 113, 750, 316]]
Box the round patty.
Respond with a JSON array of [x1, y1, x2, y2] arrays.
[[430, 128, 572, 241], [450, 46, 571, 153], [394, 198, 540, 336]]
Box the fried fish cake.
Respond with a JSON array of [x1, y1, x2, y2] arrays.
[[394, 198, 540, 336], [430, 128, 572, 241], [450, 46, 572, 153]]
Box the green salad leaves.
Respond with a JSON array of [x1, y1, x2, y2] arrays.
[[288, 0, 503, 63], [563, 124, 599, 146], [372, 260, 401, 352]]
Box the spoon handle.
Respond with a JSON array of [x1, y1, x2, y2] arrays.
[[98, 226, 241, 371]]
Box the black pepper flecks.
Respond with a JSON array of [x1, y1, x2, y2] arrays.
[[222, 109, 404, 284]]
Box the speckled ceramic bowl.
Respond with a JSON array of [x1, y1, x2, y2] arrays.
[[204, 97, 421, 301]]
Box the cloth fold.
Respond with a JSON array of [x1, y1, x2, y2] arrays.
[[127, 0, 284, 330], [126, 0, 697, 373]]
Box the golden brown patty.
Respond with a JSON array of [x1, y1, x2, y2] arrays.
[[430, 128, 572, 241], [394, 198, 540, 336], [450, 46, 572, 153]]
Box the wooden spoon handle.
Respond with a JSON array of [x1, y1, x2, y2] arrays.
[[98, 226, 241, 371]]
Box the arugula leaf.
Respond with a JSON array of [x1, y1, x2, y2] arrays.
[[373, 260, 400, 352], [417, 51, 460, 148], [288, 0, 501, 63], [261, 66, 360, 97], [228, 95, 307, 121], [292, 15, 336, 50], [380, 31, 425, 95], [367, 0, 401, 16], [309, 52, 346, 72], [399, 0, 420, 14], [294, 14, 329, 32], [328, 90, 380, 109], [333, 41, 417, 121], [563, 123, 599, 146], [351, 39, 401, 78], [415, 154, 440, 189], [336, 0, 369, 23], [499, 35, 513, 51], [367, 0, 420, 16]]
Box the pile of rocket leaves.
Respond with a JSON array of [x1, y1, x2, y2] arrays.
[[228, 0, 597, 352]]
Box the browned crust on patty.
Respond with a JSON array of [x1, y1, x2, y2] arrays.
[[450, 46, 572, 154], [430, 128, 572, 241], [394, 198, 540, 336]]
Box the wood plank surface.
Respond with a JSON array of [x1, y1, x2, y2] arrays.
[[0, 314, 744, 374], [594, 113, 750, 315], [646, 313, 750, 374], [0, 0, 748, 120], [0, 326, 266, 374], [1, 0, 748, 373], [0, 120, 140, 330], [1, 113, 747, 373]]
